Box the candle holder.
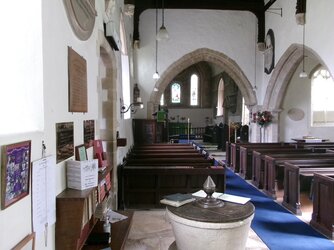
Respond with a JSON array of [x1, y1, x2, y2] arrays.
[[196, 176, 224, 208]]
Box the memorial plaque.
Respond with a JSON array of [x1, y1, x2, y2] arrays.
[[56, 122, 74, 163], [68, 47, 88, 112], [84, 120, 95, 147]]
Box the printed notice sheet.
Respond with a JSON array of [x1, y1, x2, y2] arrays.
[[32, 155, 56, 237], [192, 190, 250, 205]]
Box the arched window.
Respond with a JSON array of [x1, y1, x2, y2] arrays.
[[242, 98, 250, 125], [160, 94, 164, 106], [311, 67, 334, 126], [171, 83, 181, 103], [190, 74, 198, 106], [216, 78, 224, 116]]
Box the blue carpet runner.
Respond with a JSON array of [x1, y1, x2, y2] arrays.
[[225, 167, 334, 250]]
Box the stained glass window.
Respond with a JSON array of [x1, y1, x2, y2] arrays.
[[171, 83, 181, 103], [190, 74, 198, 106]]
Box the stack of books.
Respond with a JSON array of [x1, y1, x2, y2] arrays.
[[160, 193, 195, 207]]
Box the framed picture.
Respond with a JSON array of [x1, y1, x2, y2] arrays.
[[12, 232, 35, 250], [75, 144, 87, 161], [83, 119, 95, 147], [1, 140, 31, 209], [56, 122, 74, 163]]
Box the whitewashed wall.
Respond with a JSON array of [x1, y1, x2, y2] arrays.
[[0, 0, 134, 249], [266, 0, 334, 141], [134, 9, 258, 118]]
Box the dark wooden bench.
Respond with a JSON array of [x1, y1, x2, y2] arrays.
[[230, 142, 292, 173], [283, 161, 334, 214], [119, 165, 225, 209], [130, 148, 198, 153], [239, 144, 300, 180], [225, 141, 231, 165], [251, 148, 325, 188], [310, 173, 334, 240], [296, 142, 334, 149], [263, 153, 334, 198], [127, 152, 206, 159], [124, 157, 213, 166], [132, 144, 194, 149]]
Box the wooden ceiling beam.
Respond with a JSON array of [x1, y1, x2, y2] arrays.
[[128, 0, 266, 45]]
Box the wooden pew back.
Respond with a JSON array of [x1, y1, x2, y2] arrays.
[[310, 173, 334, 240]]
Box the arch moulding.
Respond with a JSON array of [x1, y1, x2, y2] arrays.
[[147, 48, 257, 117], [262, 43, 326, 141]]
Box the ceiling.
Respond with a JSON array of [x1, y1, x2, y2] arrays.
[[125, 0, 275, 44], [124, 0, 306, 45]]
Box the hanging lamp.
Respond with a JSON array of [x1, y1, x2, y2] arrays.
[[157, 0, 169, 41], [153, 6, 160, 79], [299, 24, 307, 78]]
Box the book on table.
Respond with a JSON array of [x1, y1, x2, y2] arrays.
[[160, 193, 195, 207]]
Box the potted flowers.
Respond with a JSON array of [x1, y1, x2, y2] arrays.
[[253, 111, 273, 142], [253, 111, 273, 127]]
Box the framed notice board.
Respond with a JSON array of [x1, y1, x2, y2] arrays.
[[56, 122, 74, 163], [68, 47, 88, 112]]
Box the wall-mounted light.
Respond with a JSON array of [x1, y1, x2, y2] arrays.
[[299, 24, 307, 78], [121, 97, 144, 114]]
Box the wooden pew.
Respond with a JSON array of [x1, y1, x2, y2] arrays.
[[263, 153, 334, 198], [283, 161, 334, 214], [296, 142, 334, 149], [225, 141, 231, 166], [127, 152, 205, 159], [251, 148, 324, 188], [230, 142, 292, 173], [124, 157, 213, 166], [120, 141, 223, 208], [310, 173, 334, 240], [239, 144, 300, 180], [133, 143, 193, 149], [120, 165, 225, 209], [131, 148, 198, 153]]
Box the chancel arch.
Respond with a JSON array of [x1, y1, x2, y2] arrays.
[[148, 48, 257, 117]]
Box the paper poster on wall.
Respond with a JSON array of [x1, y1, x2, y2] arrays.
[[32, 155, 56, 238]]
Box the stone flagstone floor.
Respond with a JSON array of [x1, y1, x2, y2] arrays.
[[124, 210, 269, 250]]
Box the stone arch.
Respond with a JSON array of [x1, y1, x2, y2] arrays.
[[97, 30, 118, 208], [148, 48, 257, 116], [262, 43, 328, 141]]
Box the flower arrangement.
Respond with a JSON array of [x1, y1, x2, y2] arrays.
[[230, 122, 242, 129], [253, 111, 273, 127]]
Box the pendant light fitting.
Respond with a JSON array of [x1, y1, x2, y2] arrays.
[[157, 0, 169, 41], [299, 24, 307, 78], [153, 6, 160, 79]]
